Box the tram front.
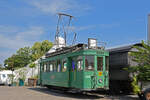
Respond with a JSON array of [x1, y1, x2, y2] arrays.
[[83, 51, 109, 91]]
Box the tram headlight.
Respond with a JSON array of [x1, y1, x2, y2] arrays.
[[99, 79, 102, 83]]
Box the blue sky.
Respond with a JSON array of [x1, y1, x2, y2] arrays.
[[0, 0, 150, 65]]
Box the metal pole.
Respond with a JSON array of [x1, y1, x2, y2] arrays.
[[148, 14, 150, 42], [55, 14, 61, 48]]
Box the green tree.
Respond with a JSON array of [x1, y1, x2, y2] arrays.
[[31, 42, 42, 61], [4, 47, 32, 70], [16, 46, 32, 67], [31, 40, 53, 61], [4, 40, 52, 70], [126, 40, 150, 93], [0, 64, 4, 70], [4, 55, 15, 70]]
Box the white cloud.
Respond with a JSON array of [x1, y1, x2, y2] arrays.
[[0, 25, 19, 34], [16, 26, 45, 40], [0, 26, 45, 49], [28, 0, 91, 15], [0, 25, 46, 64]]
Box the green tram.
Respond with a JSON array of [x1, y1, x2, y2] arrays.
[[39, 43, 109, 91]]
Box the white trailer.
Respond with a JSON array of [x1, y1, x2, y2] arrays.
[[0, 70, 12, 85]]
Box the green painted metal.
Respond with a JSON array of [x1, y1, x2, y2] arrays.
[[19, 79, 24, 86], [39, 49, 109, 91]]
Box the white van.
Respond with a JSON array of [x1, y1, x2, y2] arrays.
[[0, 70, 12, 85]]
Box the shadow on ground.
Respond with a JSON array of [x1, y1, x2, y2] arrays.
[[97, 91, 139, 100], [28, 87, 104, 99], [28, 87, 139, 100]]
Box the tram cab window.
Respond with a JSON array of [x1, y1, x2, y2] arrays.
[[97, 57, 103, 71], [85, 56, 94, 71], [77, 56, 83, 71], [62, 59, 67, 72]]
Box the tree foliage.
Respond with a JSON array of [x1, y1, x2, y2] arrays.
[[31, 40, 53, 61], [126, 40, 150, 92], [4, 40, 53, 70], [4, 54, 16, 70], [4, 47, 31, 70], [0, 64, 5, 70]]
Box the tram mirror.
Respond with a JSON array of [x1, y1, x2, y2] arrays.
[[88, 38, 97, 49]]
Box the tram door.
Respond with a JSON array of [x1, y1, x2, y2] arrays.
[[97, 56, 109, 88], [68, 57, 78, 88], [69, 56, 83, 88]]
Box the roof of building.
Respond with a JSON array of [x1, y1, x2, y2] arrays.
[[107, 43, 142, 54], [0, 70, 12, 74]]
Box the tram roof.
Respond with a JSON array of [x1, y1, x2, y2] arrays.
[[45, 44, 87, 58], [45, 43, 107, 58]]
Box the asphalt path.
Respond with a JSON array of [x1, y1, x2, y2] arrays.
[[0, 86, 139, 100]]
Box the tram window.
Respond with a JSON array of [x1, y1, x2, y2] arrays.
[[77, 56, 83, 71], [46, 62, 50, 72], [71, 57, 76, 71], [97, 57, 103, 71], [105, 56, 109, 71], [44, 63, 47, 72], [57, 60, 61, 72], [77, 60, 83, 71], [85, 56, 94, 71], [50, 63, 53, 72], [72, 61, 75, 71], [62, 59, 67, 72], [53, 62, 57, 72], [42, 63, 44, 71]]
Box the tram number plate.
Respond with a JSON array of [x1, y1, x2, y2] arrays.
[[50, 75, 55, 79], [98, 72, 103, 76]]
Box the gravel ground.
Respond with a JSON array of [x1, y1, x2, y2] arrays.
[[0, 86, 139, 100]]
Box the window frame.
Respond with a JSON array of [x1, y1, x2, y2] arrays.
[[71, 57, 76, 72], [57, 59, 61, 72], [43, 62, 47, 72], [49, 62, 53, 72], [46, 62, 50, 72], [97, 56, 104, 71], [84, 55, 95, 71], [77, 56, 83, 71], [62, 58, 67, 72], [105, 56, 109, 71]]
